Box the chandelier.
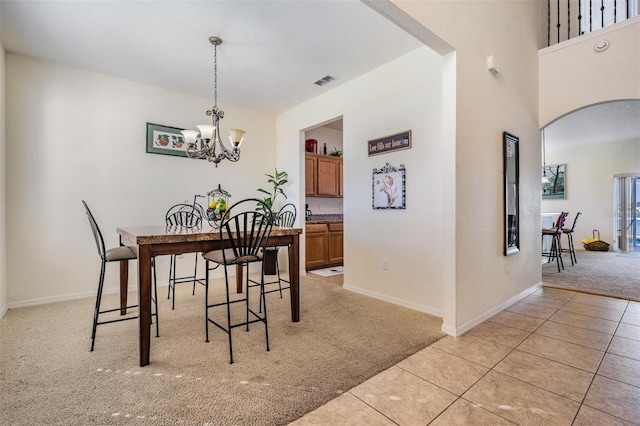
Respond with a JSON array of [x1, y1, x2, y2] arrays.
[[181, 37, 245, 167]]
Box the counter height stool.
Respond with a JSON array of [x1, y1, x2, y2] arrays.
[[542, 211, 569, 272], [82, 200, 159, 351], [562, 212, 582, 265], [248, 203, 297, 311], [201, 199, 274, 364], [165, 203, 206, 310]]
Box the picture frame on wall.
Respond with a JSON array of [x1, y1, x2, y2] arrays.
[[146, 122, 191, 158], [372, 163, 406, 209], [542, 164, 566, 199]]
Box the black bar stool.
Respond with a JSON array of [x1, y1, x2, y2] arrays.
[[82, 200, 159, 351]]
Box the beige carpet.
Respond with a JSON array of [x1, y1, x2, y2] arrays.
[[0, 274, 444, 425], [543, 249, 640, 301]]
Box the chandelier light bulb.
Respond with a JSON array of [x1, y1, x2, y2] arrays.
[[180, 129, 199, 146], [229, 129, 246, 147], [541, 173, 550, 184]]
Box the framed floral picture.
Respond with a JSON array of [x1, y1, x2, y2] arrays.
[[372, 163, 406, 209], [146, 122, 191, 158]]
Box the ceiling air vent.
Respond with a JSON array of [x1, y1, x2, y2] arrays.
[[314, 75, 336, 86]]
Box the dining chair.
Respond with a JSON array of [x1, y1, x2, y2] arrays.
[[82, 200, 159, 351], [165, 203, 206, 310], [561, 211, 582, 265], [201, 198, 274, 364], [248, 203, 296, 311], [542, 211, 569, 272]]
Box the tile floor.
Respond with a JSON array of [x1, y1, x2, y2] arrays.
[[291, 287, 640, 425]]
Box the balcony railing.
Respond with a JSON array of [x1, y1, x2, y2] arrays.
[[546, 0, 639, 46]]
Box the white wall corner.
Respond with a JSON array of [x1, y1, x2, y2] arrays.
[[440, 282, 542, 337]]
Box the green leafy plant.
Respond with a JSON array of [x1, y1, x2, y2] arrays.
[[257, 168, 289, 222], [329, 146, 343, 157]]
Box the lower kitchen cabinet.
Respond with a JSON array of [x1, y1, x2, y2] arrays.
[[327, 223, 343, 264], [305, 222, 343, 270]]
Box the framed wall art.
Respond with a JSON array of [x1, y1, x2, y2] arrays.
[[542, 164, 566, 199], [367, 130, 411, 156], [146, 122, 191, 158], [372, 163, 406, 209]]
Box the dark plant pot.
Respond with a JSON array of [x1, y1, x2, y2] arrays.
[[264, 247, 279, 276]]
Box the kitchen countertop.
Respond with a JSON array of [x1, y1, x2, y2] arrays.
[[306, 214, 343, 224]]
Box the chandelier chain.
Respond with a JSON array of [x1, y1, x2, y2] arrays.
[[213, 42, 218, 108]]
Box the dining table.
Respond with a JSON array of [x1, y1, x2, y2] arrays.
[[117, 224, 303, 367]]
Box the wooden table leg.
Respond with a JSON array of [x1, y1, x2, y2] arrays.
[[120, 260, 129, 315], [289, 234, 300, 322], [236, 264, 243, 293], [137, 244, 152, 367]]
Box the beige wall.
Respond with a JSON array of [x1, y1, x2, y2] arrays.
[[0, 10, 7, 317], [278, 47, 447, 317], [390, 0, 543, 332], [539, 17, 640, 126], [5, 53, 277, 306], [543, 138, 640, 246]]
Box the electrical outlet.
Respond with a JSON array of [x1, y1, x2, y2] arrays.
[[382, 259, 388, 270]]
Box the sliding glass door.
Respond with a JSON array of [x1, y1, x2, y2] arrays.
[[614, 174, 639, 252]]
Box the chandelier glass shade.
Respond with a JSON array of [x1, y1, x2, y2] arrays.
[[181, 37, 245, 167]]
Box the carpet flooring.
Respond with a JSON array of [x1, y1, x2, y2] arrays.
[[0, 273, 444, 425], [542, 249, 640, 301]]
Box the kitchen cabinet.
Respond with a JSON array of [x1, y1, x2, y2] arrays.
[[305, 221, 343, 270], [339, 160, 343, 197], [305, 153, 342, 197], [305, 155, 317, 196], [327, 222, 344, 264], [305, 223, 328, 270]]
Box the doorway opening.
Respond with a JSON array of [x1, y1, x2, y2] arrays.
[[614, 174, 640, 252], [302, 117, 344, 273]]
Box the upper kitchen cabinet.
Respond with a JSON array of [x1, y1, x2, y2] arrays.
[[305, 153, 342, 197], [305, 155, 318, 196]]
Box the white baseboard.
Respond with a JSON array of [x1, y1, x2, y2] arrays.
[[441, 281, 543, 337], [6, 280, 174, 311], [3, 267, 239, 312], [342, 283, 443, 318], [7, 289, 97, 310]]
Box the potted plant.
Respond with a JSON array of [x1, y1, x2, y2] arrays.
[[257, 168, 289, 274]]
